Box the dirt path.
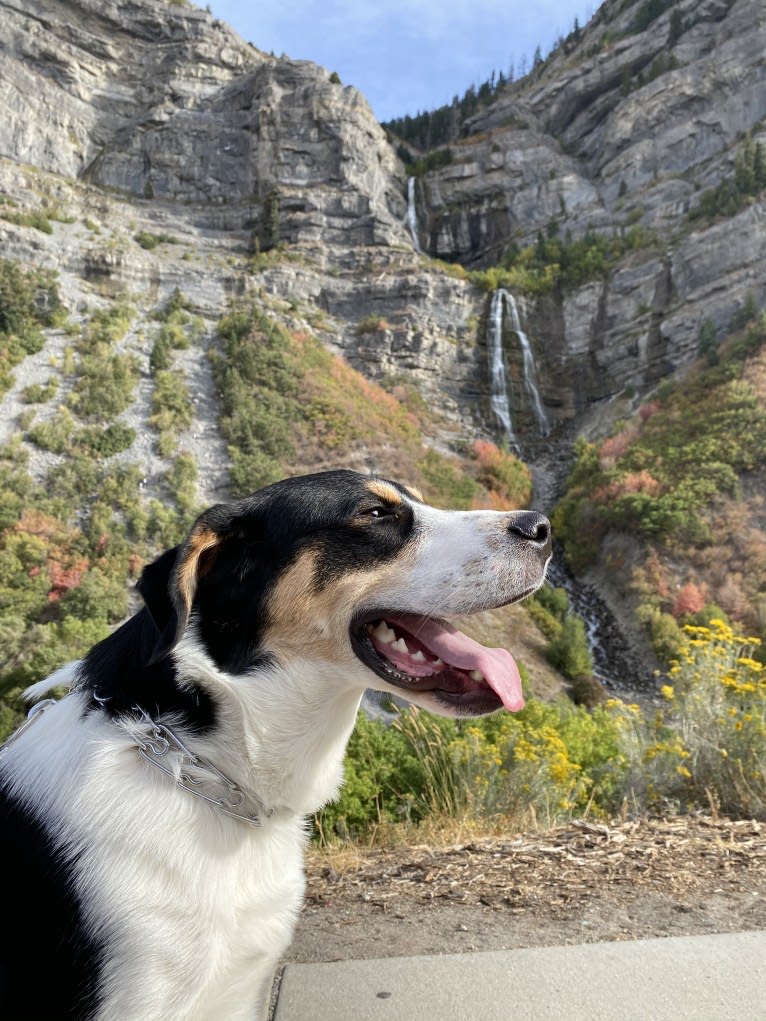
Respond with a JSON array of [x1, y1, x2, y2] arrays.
[[286, 817, 766, 963]]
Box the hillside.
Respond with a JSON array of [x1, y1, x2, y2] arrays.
[[1, 0, 766, 738], [553, 309, 766, 668]]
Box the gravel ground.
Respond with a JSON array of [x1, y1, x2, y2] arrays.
[[286, 816, 766, 963]]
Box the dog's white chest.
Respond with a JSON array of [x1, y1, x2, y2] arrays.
[[89, 811, 307, 1020]]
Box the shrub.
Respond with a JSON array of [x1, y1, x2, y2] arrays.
[[78, 423, 136, 457], [418, 450, 478, 510], [28, 409, 76, 454], [648, 621, 766, 817], [471, 440, 532, 508], [212, 307, 301, 495], [0, 259, 61, 393], [316, 695, 629, 843], [151, 370, 193, 455], [356, 314, 390, 334], [473, 223, 656, 296], [21, 379, 58, 403], [671, 581, 707, 620], [134, 231, 178, 250], [167, 454, 198, 521], [546, 615, 594, 679], [555, 325, 766, 576], [690, 134, 766, 224], [67, 352, 140, 421]]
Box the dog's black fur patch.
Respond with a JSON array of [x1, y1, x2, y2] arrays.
[[0, 787, 103, 1018], [78, 547, 216, 732]]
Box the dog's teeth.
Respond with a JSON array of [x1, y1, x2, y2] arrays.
[[470, 669, 485, 681], [432, 658, 443, 667], [372, 622, 396, 644], [411, 650, 426, 662], [391, 638, 409, 653]]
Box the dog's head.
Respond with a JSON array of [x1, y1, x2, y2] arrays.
[[139, 470, 551, 718]]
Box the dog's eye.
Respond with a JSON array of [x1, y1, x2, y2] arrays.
[[362, 505, 397, 520]]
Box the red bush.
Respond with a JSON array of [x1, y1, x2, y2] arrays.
[[671, 581, 707, 619]]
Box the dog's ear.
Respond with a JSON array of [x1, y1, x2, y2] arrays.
[[138, 507, 233, 662], [136, 546, 181, 633]]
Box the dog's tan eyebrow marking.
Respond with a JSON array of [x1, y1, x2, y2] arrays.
[[367, 481, 405, 506], [177, 526, 220, 612], [406, 485, 423, 502]]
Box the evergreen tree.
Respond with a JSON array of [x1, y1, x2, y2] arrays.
[[698, 318, 718, 366], [668, 9, 684, 45]]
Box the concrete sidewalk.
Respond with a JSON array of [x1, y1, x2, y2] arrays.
[[273, 930, 766, 1020]]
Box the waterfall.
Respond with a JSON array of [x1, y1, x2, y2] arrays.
[[407, 177, 422, 254], [487, 289, 518, 446], [504, 292, 550, 437], [487, 289, 549, 443]]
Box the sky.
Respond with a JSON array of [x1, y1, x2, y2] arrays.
[[207, 1, 598, 123]]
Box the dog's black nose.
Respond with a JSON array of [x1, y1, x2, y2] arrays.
[[508, 511, 551, 549]]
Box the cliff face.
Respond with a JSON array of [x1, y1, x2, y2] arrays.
[[0, 0, 405, 243], [412, 0, 766, 421], [2, 0, 766, 459]]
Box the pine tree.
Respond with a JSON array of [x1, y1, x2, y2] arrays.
[[698, 318, 718, 366], [755, 141, 766, 189]]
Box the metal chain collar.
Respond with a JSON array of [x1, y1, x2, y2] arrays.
[[2, 699, 270, 828], [130, 708, 271, 828]]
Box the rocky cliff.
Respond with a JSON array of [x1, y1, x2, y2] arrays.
[[409, 0, 766, 426], [2, 0, 766, 465]]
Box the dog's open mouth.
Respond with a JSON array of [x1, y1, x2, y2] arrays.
[[351, 613, 525, 715]]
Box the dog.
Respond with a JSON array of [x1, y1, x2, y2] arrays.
[[0, 469, 551, 1020]]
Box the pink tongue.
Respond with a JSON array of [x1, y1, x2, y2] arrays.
[[388, 614, 525, 713]]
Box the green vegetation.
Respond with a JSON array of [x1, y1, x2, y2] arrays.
[[61, 302, 138, 423], [0, 293, 208, 733], [68, 351, 140, 421], [211, 302, 527, 510], [470, 439, 532, 509], [418, 450, 478, 510], [212, 306, 301, 494], [134, 231, 179, 250], [0, 258, 61, 394], [253, 190, 281, 254], [150, 289, 202, 372], [148, 294, 203, 457], [151, 370, 193, 456], [471, 221, 653, 296], [690, 133, 766, 224], [355, 314, 390, 335], [0, 203, 74, 235], [384, 71, 512, 152], [317, 620, 766, 841], [527, 586, 594, 680], [631, 0, 675, 33], [21, 379, 58, 404], [553, 299, 766, 663], [405, 148, 453, 178], [554, 311, 766, 570]]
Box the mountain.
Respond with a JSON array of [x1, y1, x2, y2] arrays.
[[392, 0, 766, 423], [1, 0, 766, 723]]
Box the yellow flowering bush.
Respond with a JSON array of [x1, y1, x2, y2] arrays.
[[316, 619, 766, 843], [660, 620, 766, 816]]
